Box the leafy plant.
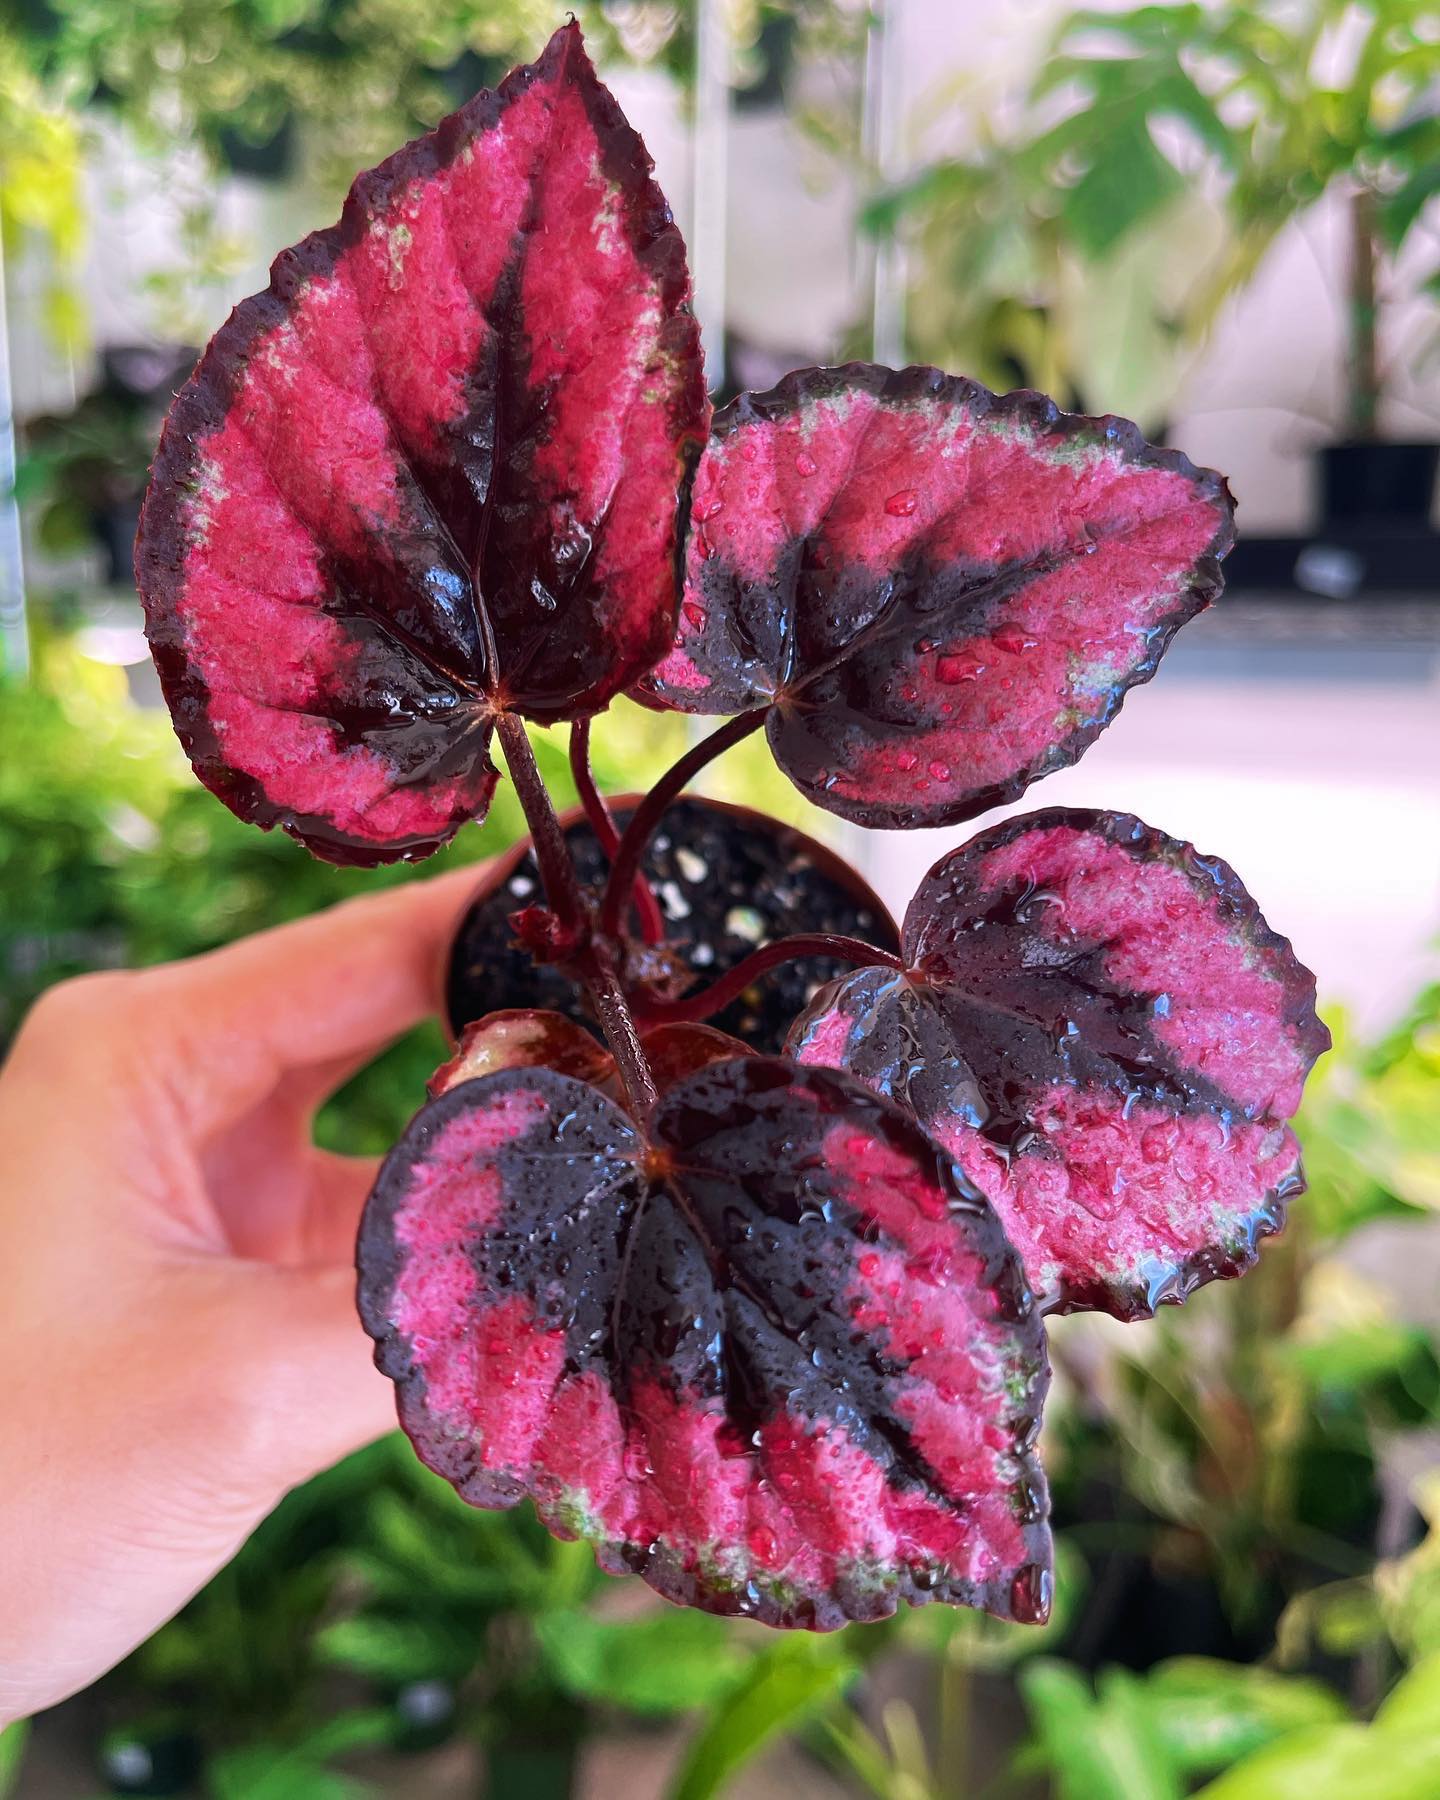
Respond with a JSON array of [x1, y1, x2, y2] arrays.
[[1039, 0, 1440, 439], [1195, 1651, 1440, 1798], [129, 20, 1332, 1643], [11, 0, 566, 190], [1019, 1655, 1347, 1799], [874, 0, 1440, 435], [0, 28, 86, 352]]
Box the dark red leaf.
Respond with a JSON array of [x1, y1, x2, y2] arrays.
[[642, 1021, 759, 1091], [430, 1009, 616, 1098], [430, 1008, 752, 1103], [642, 366, 1233, 830], [136, 24, 707, 865], [358, 1058, 1051, 1629], [788, 809, 1329, 1319], [444, 796, 898, 1051]]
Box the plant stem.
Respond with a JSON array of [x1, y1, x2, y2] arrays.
[[599, 706, 769, 939], [632, 934, 905, 1025], [569, 718, 665, 945], [586, 950, 660, 1114], [495, 710, 658, 1115], [494, 712, 588, 933]]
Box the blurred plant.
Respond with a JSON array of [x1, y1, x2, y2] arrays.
[[1041, 0, 1440, 439], [1018, 1655, 1348, 1798], [1017, 1653, 1440, 1798], [0, 27, 86, 352], [864, 134, 1220, 430], [94, 1430, 769, 1796], [1275, 1465, 1440, 1678], [15, 345, 198, 581], [606, 0, 871, 123], [873, 0, 1440, 436], [1195, 1650, 1440, 1797], [1300, 986, 1440, 1225], [314, 1438, 756, 1785], [0, 1720, 27, 1799], [12, 0, 562, 195]]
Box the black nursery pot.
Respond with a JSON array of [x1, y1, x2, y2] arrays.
[[1318, 440, 1439, 527]]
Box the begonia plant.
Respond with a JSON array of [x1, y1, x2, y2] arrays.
[[136, 24, 1328, 1634]]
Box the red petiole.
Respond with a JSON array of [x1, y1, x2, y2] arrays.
[[494, 712, 588, 937], [495, 710, 661, 1112], [599, 707, 769, 940], [569, 719, 666, 945], [500, 702, 877, 1106], [632, 934, 906, 1026]]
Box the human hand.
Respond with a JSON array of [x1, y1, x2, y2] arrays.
[[0, 870, 480, 1725]]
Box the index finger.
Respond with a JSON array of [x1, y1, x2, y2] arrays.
[[131, 863, 484, 1135]]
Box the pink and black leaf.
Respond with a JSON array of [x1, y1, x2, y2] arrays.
[[357, 1059, 1052, 1629], [137, 23, 708, 866], [789, 808, 1329, 1319], [643, 365, 1234, 830]]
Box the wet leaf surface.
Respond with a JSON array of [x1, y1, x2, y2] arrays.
[[137, 23, 707, 865], [643, 365, 1233, 830], [789, 808, 1329, 1318], [358, 1057, 1051, 1628]]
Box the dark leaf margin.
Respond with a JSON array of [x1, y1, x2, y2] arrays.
[[790, 806, 1330, 1319], [642, 363, 1235, 831], [357, 1058, 1053, 1630], [138, 23, 707, 866]]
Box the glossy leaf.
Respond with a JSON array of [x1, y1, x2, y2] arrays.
[[430, 1008, 752, 1105], [137, 23, 707, 865], [444, 796, 898, 1051], [789, 808, 1329, 1319], [358, 1057, 1051, 1630], [643, 365, 1232, 830]]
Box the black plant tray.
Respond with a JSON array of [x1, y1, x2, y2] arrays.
[[1225, 527, 1440, 598]]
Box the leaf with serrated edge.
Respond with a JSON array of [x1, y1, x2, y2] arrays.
[[789, 808, 1329, 1319], [138, 24, 707, 865], [643, 365, 1232, 831], [358, 1058, 1051, 1630]]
